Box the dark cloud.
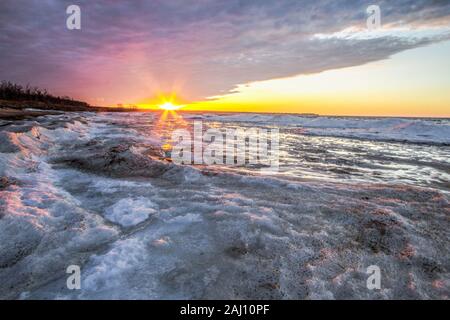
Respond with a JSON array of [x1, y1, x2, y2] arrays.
[[0, 0, 449, 104]]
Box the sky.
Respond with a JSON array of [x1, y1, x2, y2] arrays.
[[1, 0, 449, 116]]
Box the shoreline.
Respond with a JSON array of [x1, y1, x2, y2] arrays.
[[0, 99, 137, 120], [0, 108, 62, 121], [2, 100, 449, 121], [0, 111, 448, 299]]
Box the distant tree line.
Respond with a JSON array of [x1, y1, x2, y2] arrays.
[[0, 81, 89, 107]]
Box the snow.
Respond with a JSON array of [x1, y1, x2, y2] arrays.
[[0, 111, 448, 299], [183, 113, 450, 145], [105, 197, 157, 227]]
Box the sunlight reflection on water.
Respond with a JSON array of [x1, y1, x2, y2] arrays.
[[108, 111, 450, 192]]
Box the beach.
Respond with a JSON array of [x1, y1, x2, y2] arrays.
[[0, 111, 448, 299]]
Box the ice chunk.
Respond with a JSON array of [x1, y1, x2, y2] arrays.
[[105, 197, 157, 227]]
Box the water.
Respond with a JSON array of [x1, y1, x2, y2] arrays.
[[94, 111, 450, 191], [0, 111, 449, 299]]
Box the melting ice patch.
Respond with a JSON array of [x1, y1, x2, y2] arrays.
[[105, 197, 157, 227]]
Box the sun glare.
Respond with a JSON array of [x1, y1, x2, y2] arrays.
[[159, 102, 181, 110]]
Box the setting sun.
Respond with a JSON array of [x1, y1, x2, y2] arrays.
[[159, 102, 182, 111]]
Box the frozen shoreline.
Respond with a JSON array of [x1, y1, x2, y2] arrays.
[[182, 113, 450, 145], [0, 112, 449, 299]]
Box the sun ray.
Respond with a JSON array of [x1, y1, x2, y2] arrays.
[[159, 102, 183, 111]]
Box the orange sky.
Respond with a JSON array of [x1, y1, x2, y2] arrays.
[[137, 40, 450, 117], [2, 1, 450, 118]]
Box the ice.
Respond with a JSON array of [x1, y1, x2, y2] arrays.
[[105, 197, 157, 227], [90, 178, 153, 194], [0, 132, 22, 153], [0, 111, 449, 300], [0, 115, 118, 299], [26, 168, 449, 299], [184, 113, 450, 145]]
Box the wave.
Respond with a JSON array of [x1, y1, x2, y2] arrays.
[[183, 113, 450, 145]]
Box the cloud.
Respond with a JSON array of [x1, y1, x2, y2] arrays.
[[0, 0, 449, 104]]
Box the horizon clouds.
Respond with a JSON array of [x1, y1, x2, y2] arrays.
[[1, 0, 450, 106]]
